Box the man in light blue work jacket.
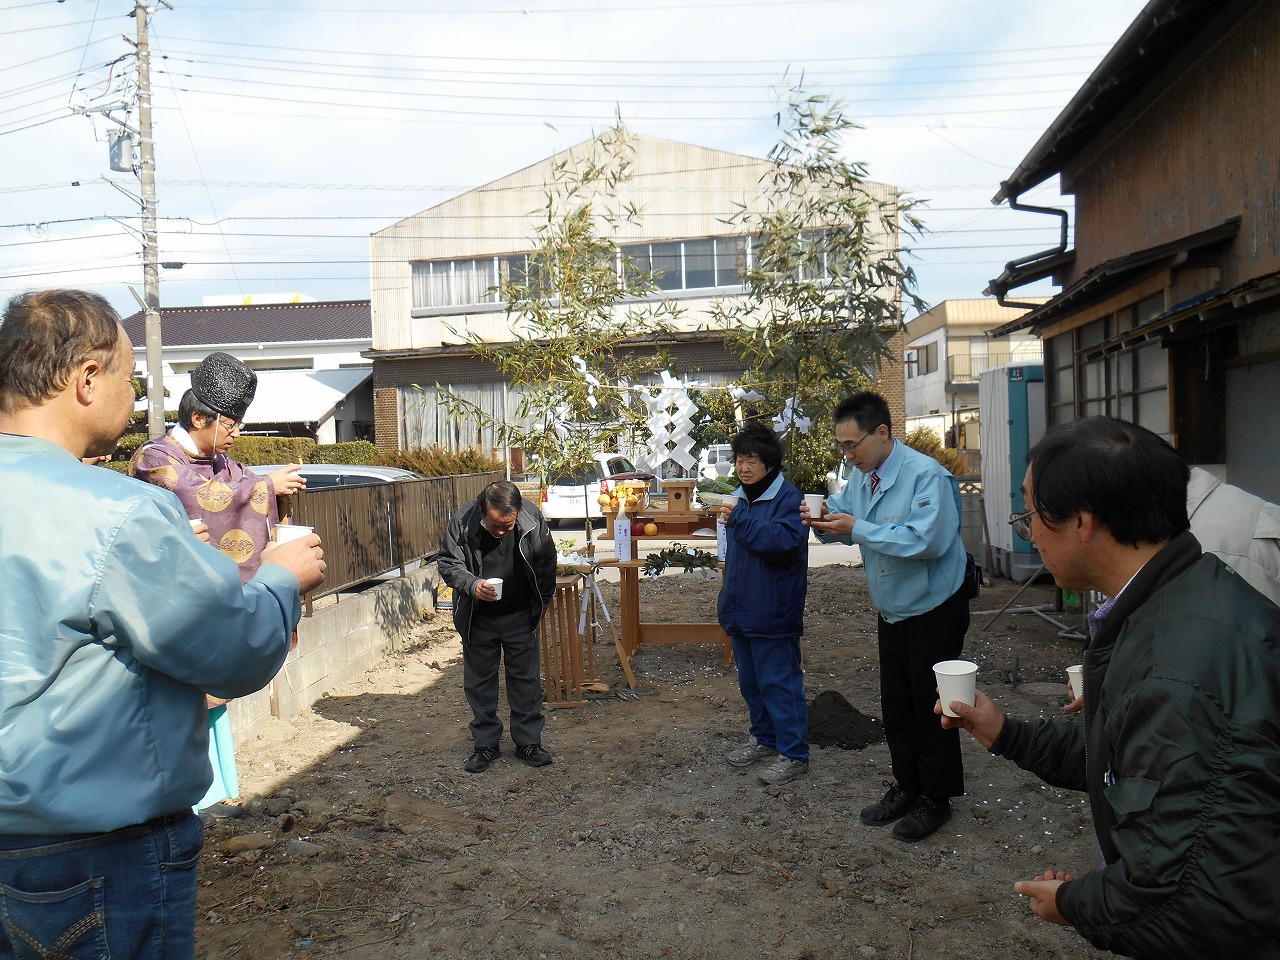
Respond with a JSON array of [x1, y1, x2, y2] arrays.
[[0, 289, 327, 960], [806, 391, 969, 842]]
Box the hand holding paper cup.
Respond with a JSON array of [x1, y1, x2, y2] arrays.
[[1066, 664, 1084, 700], [934, 659, 979, 718], [487, 577, 504, 600], [274, 523, 314, 544], [803, 493, 825, 519]]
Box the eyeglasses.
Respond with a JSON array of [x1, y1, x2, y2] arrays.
[[835, 433, 872, 455], [216, 418, 243, 435], [1009, 509, 1035, 542]]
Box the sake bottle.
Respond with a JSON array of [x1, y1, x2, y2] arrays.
[[614, 493, 633, 562]]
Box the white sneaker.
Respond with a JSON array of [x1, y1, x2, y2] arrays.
[[725, 742, 778, 767], [756, 756, 809, 785]]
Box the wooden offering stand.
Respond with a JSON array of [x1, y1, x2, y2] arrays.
[[595, 559, 732, 687], [598, 479, 718, 540]]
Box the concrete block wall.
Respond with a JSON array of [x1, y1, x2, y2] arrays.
[[227, 563, 440, 742]]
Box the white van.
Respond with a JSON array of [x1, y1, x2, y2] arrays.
[[539, 454, 651, 526]]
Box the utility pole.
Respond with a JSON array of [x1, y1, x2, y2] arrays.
[[135, 0, 165, 439], [72, 2, 172, 437]]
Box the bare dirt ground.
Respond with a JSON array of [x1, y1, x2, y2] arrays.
[[196, 563, 1110, 960]]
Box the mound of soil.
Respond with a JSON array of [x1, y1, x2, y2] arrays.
[[808, 689, 885, 750]]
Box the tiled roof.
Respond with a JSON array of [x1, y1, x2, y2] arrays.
[[120, 300, 371, 347]]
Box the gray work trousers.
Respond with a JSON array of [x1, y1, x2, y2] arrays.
[[463, 608, 544, 750]]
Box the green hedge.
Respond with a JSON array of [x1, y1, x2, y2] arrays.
[[103, 461, 132, 474], [374, 446, 503, 478], [129, 411, 178, 426], [114, 432, 148, 459], [113, 435, 382, 467], [229, 436, 317, 466], [312, 440, 378, 465]]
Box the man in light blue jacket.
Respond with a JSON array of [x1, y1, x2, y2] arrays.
[[0, 290, 327, 960], [806, 392, 969, 842]]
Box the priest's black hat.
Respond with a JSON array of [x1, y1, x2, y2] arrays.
[[191, 351, 257, 421]]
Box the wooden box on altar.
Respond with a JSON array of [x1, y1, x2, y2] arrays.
[[662, 480, 697, 513]]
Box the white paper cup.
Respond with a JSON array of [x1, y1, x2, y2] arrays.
[[488, 577, 504, 599], [274, 523, 314, 544], [1066, 664, 1084, 699], [803, 493, 825, 518], [189, 518, 203, 530], [934, 659, 978, 718]]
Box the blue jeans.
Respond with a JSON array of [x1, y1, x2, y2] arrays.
[[0, 811, 202, 960], [731, 633, 808, 762]]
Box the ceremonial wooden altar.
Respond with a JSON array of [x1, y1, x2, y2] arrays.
[[597, 559, 732, 688]]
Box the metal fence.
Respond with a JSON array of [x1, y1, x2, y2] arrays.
[[290, 471, 502, 604]]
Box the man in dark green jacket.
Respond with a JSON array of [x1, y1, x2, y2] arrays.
[[943, 417, 1280, 959]]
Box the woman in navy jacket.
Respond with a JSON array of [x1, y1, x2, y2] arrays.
[[717, 421, 810, 785]]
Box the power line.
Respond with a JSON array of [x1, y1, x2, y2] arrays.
[[3, 16, 105, 36], [148, 88, 1074, 123], [155, 33, 1111, 67], [156, 45, 1106, 83], [178, 0, 900, 12], [155, 67, 1079, 108]]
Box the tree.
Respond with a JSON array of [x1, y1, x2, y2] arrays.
[[435, 126, 682, 483], [712, 83, 927, 492]]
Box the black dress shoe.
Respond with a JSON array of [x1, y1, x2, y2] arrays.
[[892, 797, 952, 842], [464, 745, 500, 774], [860, 782, 920, 826], [515, 743, 553, 767]]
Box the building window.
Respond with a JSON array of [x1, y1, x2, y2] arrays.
[[414, 236, 755, 311], [411, 258, 498, 309], [906, 341, 938, 378], [1043, 295, 1169, 433], [622, 236, 749, 292], [1046, 336, 1075, 425], [649, 241, 683, 291], [684, 238, 715, 289], [917, 341, 938, 376], [716, 236, 748, 287]]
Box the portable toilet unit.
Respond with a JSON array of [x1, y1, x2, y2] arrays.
[[979, 363, 1046, 582]]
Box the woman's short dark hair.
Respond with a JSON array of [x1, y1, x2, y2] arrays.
[[833, 391, 891, 435], [479, 479, 522, 515], [1027, 416, 1189, 547], [178, 389, 221, 430], [730, 420, 784, 470]]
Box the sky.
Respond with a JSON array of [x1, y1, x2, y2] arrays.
[[1, 0, 1152, 323]]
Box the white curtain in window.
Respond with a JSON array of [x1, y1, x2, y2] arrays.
[[453, 259, 495, 306]]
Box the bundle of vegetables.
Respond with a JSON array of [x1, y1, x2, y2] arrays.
[[695, 476, 738, 507]]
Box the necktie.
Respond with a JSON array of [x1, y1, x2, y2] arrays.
[[1086, 595, 1116, 639], [870, 471, 880, 495]]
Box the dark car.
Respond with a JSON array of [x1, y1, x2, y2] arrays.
[[252, 464, 422, 490]]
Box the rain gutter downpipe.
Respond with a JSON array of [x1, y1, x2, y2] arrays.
[[986, 184, 1070, 311]]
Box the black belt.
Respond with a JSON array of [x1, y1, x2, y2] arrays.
[[145, 810, 194, 828]]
